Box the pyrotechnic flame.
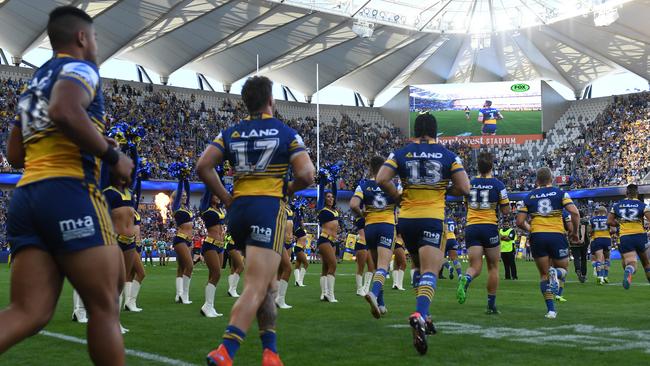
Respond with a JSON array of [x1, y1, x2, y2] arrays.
[[155, 193, 170, 223]]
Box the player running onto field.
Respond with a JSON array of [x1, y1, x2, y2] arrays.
[[589, 207, 611, 285], [457, 152, 511, 314], [0, 6, 133, 364], [516, 168, 580, 319], [464, 106, 470, 120], [351, 156, 397, 319], [198, 76, 314, 366], [377, 113, 470, 354], [477, 100, 503, 136], [442, 214, 462, 280], [607, 184, 650, 289]]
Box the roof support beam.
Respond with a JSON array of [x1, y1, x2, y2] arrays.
[[417, 0, 453, 31], [21, 0, 82, 56], [100, 0, 230, 64]]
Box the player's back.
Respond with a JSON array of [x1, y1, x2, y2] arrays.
[[213, 113, 304, 199], [522, 187, 572, 233], [590, 215, 610, 239], [466, 176, 508, 226], [384, 140, 463, 220], [611, 199, 646, 236], [445, 218, 457, 240], [479, 107, 499, 123], [16, 54, 104, 187], [355, 179, 396, 225]]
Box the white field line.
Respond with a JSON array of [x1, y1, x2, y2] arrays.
[[387, 321, 650, 353], [39, 330, 199, 366]]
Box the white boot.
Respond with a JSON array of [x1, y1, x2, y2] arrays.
[[275, 280, 292, 309], [125, 280, 143, 312], [326, 274, 338, 303], [72, 290, 88, 323], [175, 277, 183, 303], [397, 270, 406, 290], [201, 283, 222, 318], [299, 268, 307, 287], [410, 269, 416, 286], [294, 269, 301, 286], [363, 272, 373, 295], [181, 275, 192, 304], [123, 282, 132, 310], [227, 274, 240, 298], [120, 323, 129, 334], [355, 274, 365, 296], [320, 276, 327, 301]]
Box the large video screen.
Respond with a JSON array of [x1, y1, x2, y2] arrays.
[[408, 81, 542, 142]]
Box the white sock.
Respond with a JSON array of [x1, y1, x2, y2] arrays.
[[300, 268, 306, 284], [279, 279, 288, 298], [182, 275, 191, 300], [355, 274, 363, 290], [363, 272, 373, 292], [397, 269, 404, 288], [327, 275, 336, 297], [227, 274, 234, 291], [320, 276, 327, 296], [294, 269, 301, 283], [130, 280, 141, 304], [123, 282, 132, 303], [204, 283, 216, 307], [410, 269, 416, 284], [119, 290, 125, 310], [389, 260, 394, 272], [73, 289, 80, 310], [175, 277, 183, 297], [392, 270, 399, 287], [232, 273, 240, 291]]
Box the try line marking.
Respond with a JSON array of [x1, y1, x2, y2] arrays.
[[39, 330, 199, 366], [388, 321, 650, 353]]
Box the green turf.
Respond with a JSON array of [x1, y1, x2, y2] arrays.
[[409, 110, 542, 137], [1, 259, 649, 365]]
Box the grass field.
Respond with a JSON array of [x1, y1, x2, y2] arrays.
[[409, 110, 542, 137], [1, 259, 649, 365]]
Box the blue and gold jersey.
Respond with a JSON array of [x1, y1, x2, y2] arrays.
[[353, 179, 396, 225], [15, 54, 105, 187], [519, 187, 574, 233], [384, 139, 464, 220], [466, 176, 509, 226], [445, 218, 457, 240], [103, 186, 134, 211], [210, 113, 306, 199], [611, 199, 648, 237], [590, 215, 610, 239], [478, 107, 499, 125]]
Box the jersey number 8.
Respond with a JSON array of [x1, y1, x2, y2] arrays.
[[538, 198, 553, 215]]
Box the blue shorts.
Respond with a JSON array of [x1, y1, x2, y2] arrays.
[[136, 245, 142, 254], [284, 243, 293, 251], [202, 242, 224, 254], [7, 178, 114, 256], [482, 123, 497, 134], [365, 223, 395, 250], [445, 239, 459, 253], [173, 235, 191, 247], [294, 246, 305, 253], [465, 224, 500, 249], [619, 234, 649, 255], [397, 218, 443, 252], [530, 233, 570, 259], [227, 196, 286, 254], [354, 243, 367, 251], [394, 242, 405, 250], [355, 217, 366, 231], [590, 238, 611, 253]]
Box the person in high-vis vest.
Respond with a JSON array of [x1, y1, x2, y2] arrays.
[[499, 224, 517, 280]]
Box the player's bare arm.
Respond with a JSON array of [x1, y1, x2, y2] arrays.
[[376, 165, 399, 203], [6, 125, 25, 169], [197, 144, 233, 207], [287, 151, 314, 196]]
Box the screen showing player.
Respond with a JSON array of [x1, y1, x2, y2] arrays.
[[408, 81, 542, 138]]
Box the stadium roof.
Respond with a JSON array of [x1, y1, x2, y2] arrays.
[[0, 0, 648, 100]]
